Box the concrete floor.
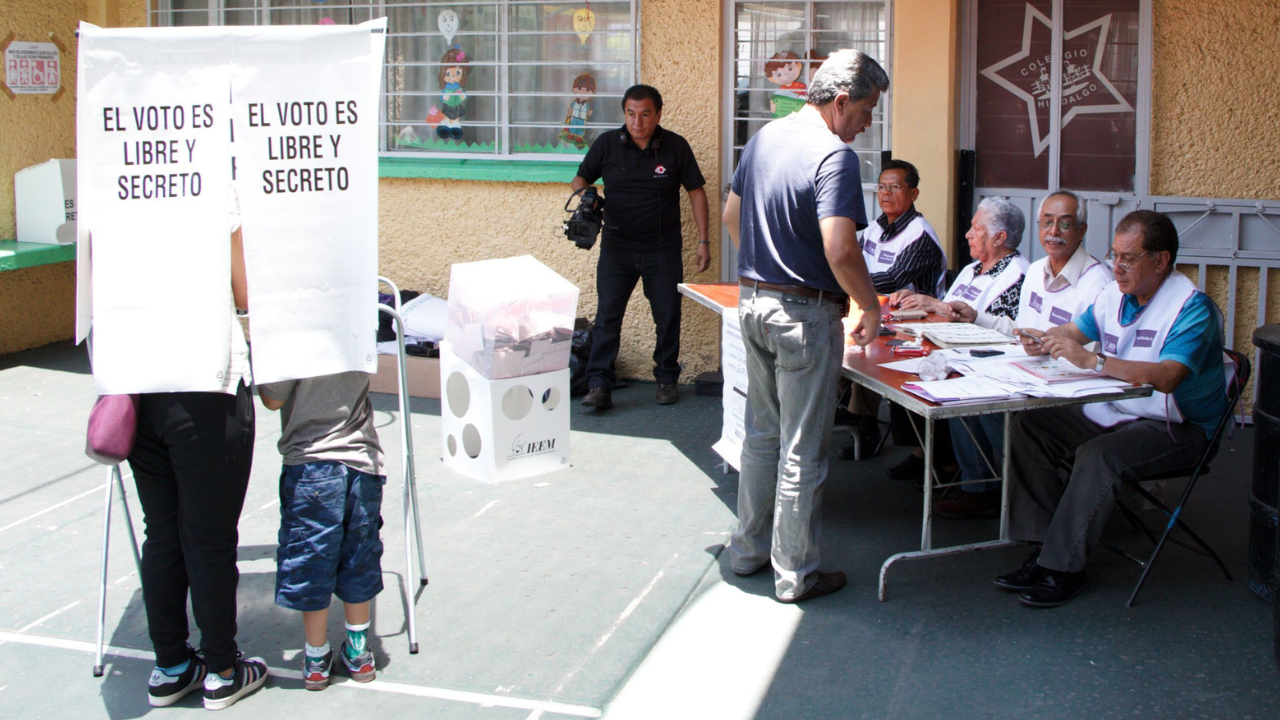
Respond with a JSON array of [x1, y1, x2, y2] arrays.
[[1, 341, 1277, 719]]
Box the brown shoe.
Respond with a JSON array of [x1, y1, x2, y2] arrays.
[[581, 387, 612, 409], [935, 489, 1000, 519], [656, 383, 679, 405], [777, 571, 847, 603]]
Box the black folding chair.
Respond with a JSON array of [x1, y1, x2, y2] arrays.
[[1113, 347, 1249, 607]]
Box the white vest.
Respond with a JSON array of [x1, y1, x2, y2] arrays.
[[861, 213, 948, 297], [1082, 273, 1200, 428], [1016, 255, 1113, 331], [943, 253, 1030, 315]]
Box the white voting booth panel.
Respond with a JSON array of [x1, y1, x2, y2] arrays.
[[15, 158, 76, 245], [440, 341, 570, 483]]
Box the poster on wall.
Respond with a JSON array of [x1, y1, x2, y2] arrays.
[[5, 41, 62, 95], [233, 20, 385, 384], [75, 21, 386, 393], [712, 310, 749, 470], [76, 25, 234, 394]]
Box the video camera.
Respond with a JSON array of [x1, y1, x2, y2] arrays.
[[563, 186, 606, 250]]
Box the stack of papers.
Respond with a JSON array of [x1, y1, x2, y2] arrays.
[[920, 324, 1016, 348], [902, 376, 1024, 403], [884, 347, 1133, 404]]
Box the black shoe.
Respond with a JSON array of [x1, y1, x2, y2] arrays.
[[656, 383, 679, 405], [203, 654, 268, 710], [994, 548, 1044, 592], [887, 453, 925, 480], [147, 646, 207, 707], [1019, 569, 1089, 608], [936, 489, 1001, 519], [581, 386, 612, 409], [777, 571, 847, 603]]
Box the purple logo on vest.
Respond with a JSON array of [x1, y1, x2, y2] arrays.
[[1103, 333, 1119, 354], [864, 240, 877, 255], [1029, 292, 1043, 312], [878, 249, 896, 265], [950, 284, 968, 299], [1134, 329, 1158, 348], [1049, 307, 1072, 326], [962, 285, 982, 301]]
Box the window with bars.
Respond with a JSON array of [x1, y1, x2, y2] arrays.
[[151, 1, 638, 160], [725, 0, 891, 184]]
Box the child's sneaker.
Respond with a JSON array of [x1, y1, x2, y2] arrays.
[[202, 654, 268, 710], [147, 647, 207, 707], [339, 640, 376, 683], [303, 648, 333, 691]]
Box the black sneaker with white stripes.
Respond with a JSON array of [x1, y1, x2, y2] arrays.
[[202, 654, 268, 711], [147, 646, 207, 707]]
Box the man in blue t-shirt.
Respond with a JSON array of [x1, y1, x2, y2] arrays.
[[721, 49, 888, 604], [996, 210, 1228, 609]]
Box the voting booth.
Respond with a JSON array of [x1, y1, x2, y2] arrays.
[[15, 159, 76, 245], [441, 256, 577, 482]]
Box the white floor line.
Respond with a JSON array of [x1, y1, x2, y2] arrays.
[[526, 710, 545, 720], [18, 600, 81, 633], [0, 484, 106, 534], [554, 554, 675, 695], [0, 631, 602, 718], [472, 500, 499, 519]]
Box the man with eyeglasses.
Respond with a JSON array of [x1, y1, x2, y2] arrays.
[[836, 159, 948, 460], [993, 210, 1227, 608], [938, 190, 1113, 519]]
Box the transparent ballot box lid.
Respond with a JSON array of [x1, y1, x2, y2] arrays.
[[445, 255, 580, 379]]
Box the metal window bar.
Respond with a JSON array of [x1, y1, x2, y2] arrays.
[[149, 1, 636, 161]]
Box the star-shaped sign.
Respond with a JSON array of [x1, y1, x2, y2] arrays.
[[979, 3, 1134, 158]]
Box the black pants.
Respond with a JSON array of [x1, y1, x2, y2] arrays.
[[586, 243, 684, 390], [127, 383, 255, 672]]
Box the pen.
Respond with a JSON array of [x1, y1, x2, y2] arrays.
[[1018, 329, 1043, 344]]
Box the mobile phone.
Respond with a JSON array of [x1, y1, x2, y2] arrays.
[[886, 338, 907, 346], [970, 349, 1004, 358]]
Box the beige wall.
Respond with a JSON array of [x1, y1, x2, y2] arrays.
[[891, 0, 959, 258], [0, 1, 83, 354], [380, 0, 723, 384]]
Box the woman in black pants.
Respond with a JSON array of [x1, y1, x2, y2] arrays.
[[126, 222, 268, 710]]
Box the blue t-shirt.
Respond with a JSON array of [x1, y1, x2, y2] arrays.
[[1076, 290, 1227, 436], [732, 110, 866, 294]]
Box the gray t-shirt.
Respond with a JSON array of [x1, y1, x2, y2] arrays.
[[258, 371, 384, 475]]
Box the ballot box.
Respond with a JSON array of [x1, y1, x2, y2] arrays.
[[439, 340, 570, 483], [445, 255, 578, 380]]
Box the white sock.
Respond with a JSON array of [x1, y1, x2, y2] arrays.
[[306, 641, 331, 658]]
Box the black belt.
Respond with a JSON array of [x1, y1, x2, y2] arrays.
[[739, 279, 850, 314]]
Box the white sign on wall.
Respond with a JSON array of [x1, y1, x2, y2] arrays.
[[5, 41, 61, 95]]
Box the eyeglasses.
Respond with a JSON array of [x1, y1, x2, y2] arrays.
[[876, 184, 907, 194], [1037, 218, 1078, 232], [1105, 250, 1148, 273]]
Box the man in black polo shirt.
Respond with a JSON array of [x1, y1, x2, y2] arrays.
[[573, 84, 709, 409]]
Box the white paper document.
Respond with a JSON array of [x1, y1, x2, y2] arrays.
[[902, 376, 1025, 403]]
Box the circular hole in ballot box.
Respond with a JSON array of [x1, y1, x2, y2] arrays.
[[501, 386, 535, 420], [447, 372, 470, 417]]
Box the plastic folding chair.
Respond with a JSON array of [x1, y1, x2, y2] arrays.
[[1114, 347, 1249, 607]]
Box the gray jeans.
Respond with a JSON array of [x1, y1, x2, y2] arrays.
[[728, 285, 844, 599], [1008, 405, 1209, 573]]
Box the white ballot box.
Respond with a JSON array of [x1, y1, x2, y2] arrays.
[[15, 159, 76, 245], [445, 255, 578, 379], [440, 341, 571, 483]]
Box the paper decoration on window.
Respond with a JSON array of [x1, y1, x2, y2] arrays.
[[437, 46, 468, 140], [438, 9, 459, 45], [573, 6, 596, 45], [557, 72, 595, 150], [766, 51, 806, 118]]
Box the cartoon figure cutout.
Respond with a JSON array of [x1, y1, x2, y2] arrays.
[[557, 73, 595, 150], [437, 46, 468, 140], [766, 51, 807, 118]]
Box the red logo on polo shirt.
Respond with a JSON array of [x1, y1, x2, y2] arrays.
[[654, 165, 666, 174]]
